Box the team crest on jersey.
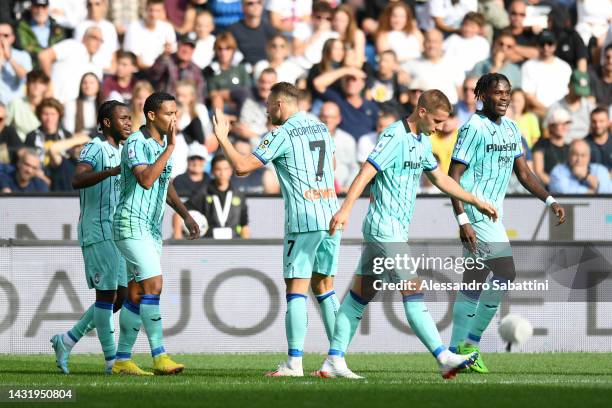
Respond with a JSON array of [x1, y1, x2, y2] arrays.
[[258, 139, 270, 150], [128, 147, 136, 159], [94, 273, 100, 284], [374, 139, 387, 153]]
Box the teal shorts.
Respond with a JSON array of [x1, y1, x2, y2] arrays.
[[81, 240, 127, 291], [467, 218, 512, 260], [283, 231, 341, 279], [114, 237, 162, 282], [356, 239, 415, 283]]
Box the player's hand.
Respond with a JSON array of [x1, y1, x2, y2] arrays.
[[212, 109, 231, 143], [167, 119, 176, 146], [551, 203, 566, 226], [184, 215, 200, 240], [459, 223, 478, 254], [329, 209, 349, 236], [475, 199, 498, 222], [109, 166, 121, 176]]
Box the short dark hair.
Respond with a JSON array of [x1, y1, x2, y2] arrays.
[[116, 50, 137, 66], [36, 97, 64, 119], [462, 12, 485, 27], [474, 73, 511, 101], [270, 82, 300, 103], [26, 69, 50, 84], [260, 67, 277, 78], [591, 106, 609, 118], [98, 100, 128, 129], [417, 89, 452, 113], [211, 154, 229, 169], [313, 1, 333, 15], [146, 0, 164, 6], [143, 92, 175, 117]]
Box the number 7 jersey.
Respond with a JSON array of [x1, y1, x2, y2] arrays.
[[252, 111, 339, 233]]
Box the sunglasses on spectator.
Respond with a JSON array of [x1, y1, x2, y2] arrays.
[[244, 1, 262, 6]]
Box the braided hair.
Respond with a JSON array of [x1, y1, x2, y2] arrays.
[[473, 73, 511, 102]]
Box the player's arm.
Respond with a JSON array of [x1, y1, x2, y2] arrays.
[[513, 154, 566, 225], [448, 160, 478, 252], [72, 162, 120, 189], [212, 109, 264, 176], [132, 122, 176, 190], [329, 161, 378, 235], [166, 182, 199, 239]]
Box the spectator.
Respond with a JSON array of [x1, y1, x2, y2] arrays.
[[402, 77, 425, 116], [375, 2, 423, 65], [233, 67, 276, 144], [63, 72, 102, 135], [549, 139, 612, 194], [470, 30, 522, 88], [443, 12, 490, 74], [73, 0, 118, 73], [429, 0, 477, 35], [48, 0, 87, 30], [16, 0, 66, 66], [253, 34, 304, 84], [307, 38, 346, 99], [430, 111, 459, 173], [172, 142, 211, 197], [293, 1, 338, 70], [357, 107, 401, 164], [7, 69, 49, 141], [455, 76, 478, 125], [332, 4, 366, 69], [505, 0, 539, 64], [319, 101, 358, 192], [107, 0, 146, 36], [533, 107, 571, 186], [547, 6, 588, 72], [123, 0, 177, 70], [229, 138, 269, 193], [208, 0, 243, 33], [545, 70, 596, 143], [0, 21, 32, 105], [37, 26, 104, 103], [48, 141, 83, 191], [585, 107, 612, 170], [0, 102, 23, 166], [228, 0, 276, 66], [102, 50, 138, 103], [266, 0, 312, 36], [521, 30, 572, 116], [182, 154, 249, 239], [575, 0, 612, 48], [507, 88, 540, 148], [169, 0, 208, 35], [192, 10, 216, 69], [403, 28, 464, 105], [367, 50, 408, 106], [0, 148, 49, 193], [588, 44, 612, 108], [203, 32, 251, 114], [128, 80, 153, 130], [148, 32, 206, 103]]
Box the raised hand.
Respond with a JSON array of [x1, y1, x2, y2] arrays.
[[212, 108, 231, 143]]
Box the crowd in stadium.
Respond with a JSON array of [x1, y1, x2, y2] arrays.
[[0, 0, 610, 202]]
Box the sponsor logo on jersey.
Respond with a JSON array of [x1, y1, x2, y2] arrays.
[[486, 142, 517, 153], [303, 188, 337, 201], [403, 160, 422, 170]]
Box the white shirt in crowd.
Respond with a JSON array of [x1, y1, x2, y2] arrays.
[[357, 131, 378, 164], [49, 0, 88, 29], [124, 19, 177, 68], [521, 57, 572, 108], [403, 56, 465, 105], [332, 128, 359, 190], [293, 26, 338, 69], [266, 0, 313, 39], [443, 33, 490, 74], [74, 19, 119, 72], [387, 31, 422, 63], [171, 104, 212, 178], [253, 59, 305, 84], [576, 0, 612, 46], [192, 34, 216, 69], [428, 0, 478, 31], [62, 96, 98, 134]]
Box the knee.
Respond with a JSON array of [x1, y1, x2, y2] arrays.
[[310, 276, 333, 295]]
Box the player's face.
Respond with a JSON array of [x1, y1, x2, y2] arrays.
[[484, 81, 511, 116], [419, 107, 449, 135], [111, 106, 132, 140], [152, 100, 177, 134], [266, 95, 283, 126]]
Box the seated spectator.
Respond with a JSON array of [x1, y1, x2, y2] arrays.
[[0, 148, 49, 193], [504, 0, 539, 65], [106, 0, 145, 36], [332, 4, 366, 69], [63, 72, 102, 135], [307, 38, 346, 99], [430, 111, 459, 173], [588, 44, 612, 108], [253, 34, 304, 84], [357, 108, 401, 164], [0, 103, 23, 166], [128, 80, 154, 130], [123, 0, 177, 69], [533, 108, 571, 186], [0, 20, 32, 105], [266, 0, 311, 36], [48, 0, 87, 30], [443, 12, 490, 74], [319, 101, 358, 192], [230, 138, 268, 194], [192, 10, 216, 69], [585, 107, 612, 170], [575, 0, 612, 48], [521, 30, 572, 116], [16, 0, 66, 65], [203, 32, 251, 114], [545, 71, 596, 143], [7, 69, 49, 141], [102, 50, 138, 103], [172, 142, 211, 197], [297, 89, 318, 120], [375, 2, 423, 65], [507, 88, 540, 148], [38, 26, 104, 103], [73, 0, 119, 73], [429, 0, 477, 35], [169, 0, 208, 35], [455, 76, 478, 126], [48, 142, 83, 191], [367, 50, 409, 106], [549, 139, 612, 194], [233, 67, 276, 144], [148, 32, 205, 103], [470, 30, 522, 88], [208, 0, 243, 33], [402, 78, 425, 117], [292, 1, 338, 70], [228, 0, 276, 67], [547, 6, 588, 72]]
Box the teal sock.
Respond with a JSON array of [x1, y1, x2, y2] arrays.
[[402, 293, 444, 355], [315, 290, 339, 341], [286, 293, 308, 357], [117, 300, 142, 361], [467, 276, 508, 345], [93, 302, 116, 361], [67, 304, 95, 344], [140, 294, 166, 357], [449, 290, 479, 351], [328, 291, 368, 356]]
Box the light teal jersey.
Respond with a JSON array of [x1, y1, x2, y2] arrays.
[[363, 119, 438, 242], [77, 137, 122, 246], [451, 112, 523, 223], [113, 127, 173, 241], [252, 111, 339, 233]]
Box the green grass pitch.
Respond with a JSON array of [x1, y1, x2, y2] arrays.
[[1, 353, 611, 407]]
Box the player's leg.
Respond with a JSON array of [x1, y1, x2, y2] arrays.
[[93, 288, 118, 373]]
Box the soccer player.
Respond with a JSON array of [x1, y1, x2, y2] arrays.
[[211, 82, 342, 377], [50, 101, 144, 374], [447, 73, 566, 373], [113, 92, 200, 375], [313, 90, 499, 380]]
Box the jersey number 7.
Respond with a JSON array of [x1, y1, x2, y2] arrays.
[[309, 140, 326, 182]]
